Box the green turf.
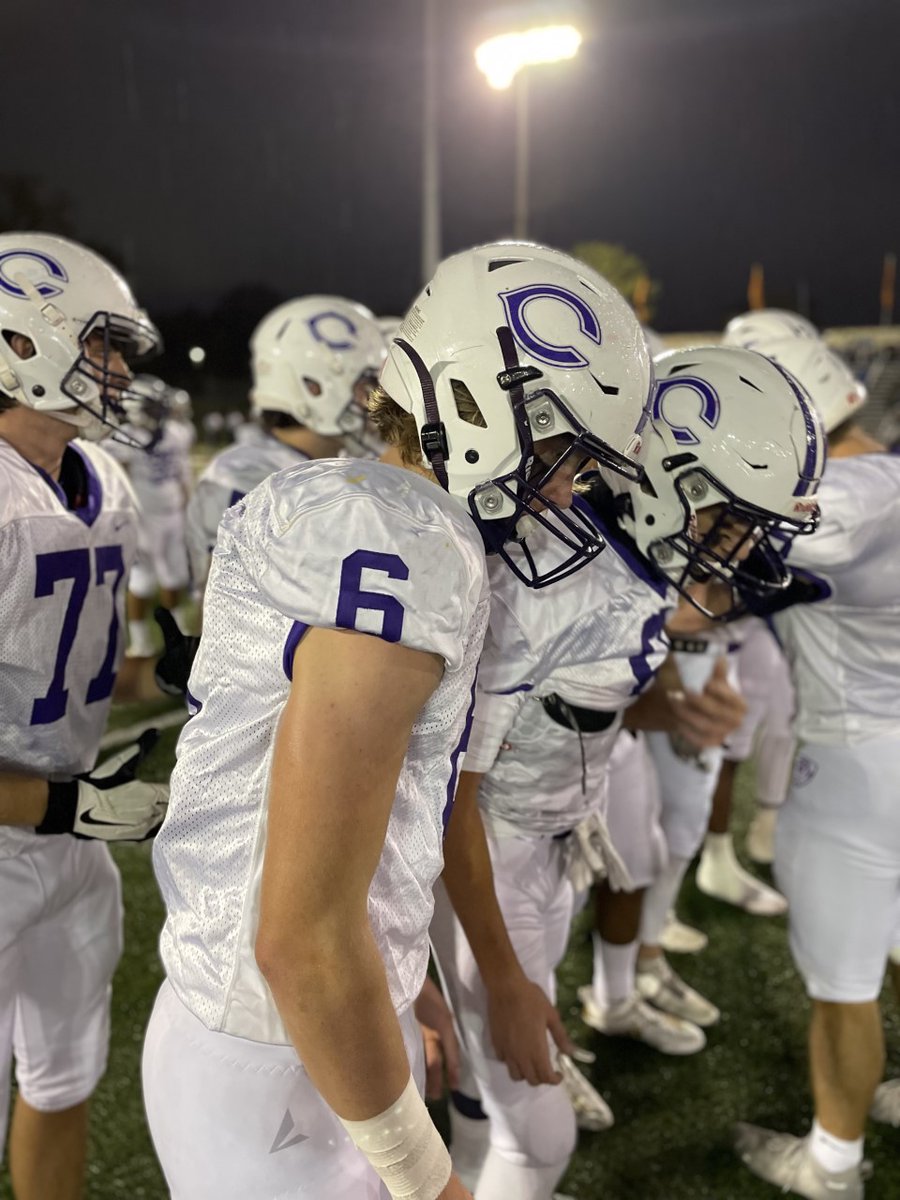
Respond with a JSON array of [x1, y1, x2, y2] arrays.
[[3, 739, 898, 1198]]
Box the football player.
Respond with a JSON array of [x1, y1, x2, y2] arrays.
[[690, 308, 831, 904], [733, 340, 898, 1199], [106, 375, 196, 652], [432, 345, 823, 1199], [185, 294, 385, 592], [0, 233, 170, 1200], [141, 242, 651, 1200]]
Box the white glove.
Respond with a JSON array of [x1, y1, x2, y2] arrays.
[[38, 730, 169, 843], [565, 810, 634, 894]]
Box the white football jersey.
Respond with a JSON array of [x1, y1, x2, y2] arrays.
[[0, 438, 139, 851], [184, 434, 308, 584], [154, 458, 490, 1043], [777, 453, 900, 744], [465, 499, 673, 836], [106, 419, 194, 514]]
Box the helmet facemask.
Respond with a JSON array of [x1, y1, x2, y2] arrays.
[[646, 467, 819, 619], [59, 309, 160, 445]]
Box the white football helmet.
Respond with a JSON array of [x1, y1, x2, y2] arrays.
[[722, 308, 819, 350], [0, 232, 160, 441], [380, 241, 653, 588], [610, 346, 825, 608], [249, 295, 386, 449], [750, 337, 867, 433]]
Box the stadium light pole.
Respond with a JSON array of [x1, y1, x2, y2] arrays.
[[421, 0, 441, 283], [475, 21, 582, 240]]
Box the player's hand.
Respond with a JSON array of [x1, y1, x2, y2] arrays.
[[487, 973, 575, 1087], [154, 606, 200, 697], [39, 730, 169, 842], [669, 656, 746, 750], [414, 977, 461, 1101], [436, 1173, 474, 1199]]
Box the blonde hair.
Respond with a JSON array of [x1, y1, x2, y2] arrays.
[[368, 379, 487, 469]]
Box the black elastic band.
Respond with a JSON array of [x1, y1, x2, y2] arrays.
[[393, 338, 448, 491], [35, 780, 78, 835]]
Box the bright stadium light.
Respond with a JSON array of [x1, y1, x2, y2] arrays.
[[188, 345, 206, 366], [475, 23, 582, 90]]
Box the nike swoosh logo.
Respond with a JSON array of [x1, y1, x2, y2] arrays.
[[79, 809, 131, 827]]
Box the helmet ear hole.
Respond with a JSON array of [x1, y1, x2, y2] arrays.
[[450, 379, 487, 428], [302, 376, 322, 397]]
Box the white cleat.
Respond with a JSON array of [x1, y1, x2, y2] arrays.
[[636, 955, 720, 1027], [556, 1052, 614, 1132], [870, 1078, 900, 1126], [696, 850, 788, 916], [578, 986, 706, 1056], [746, 806, 778, 865], [660, 910, 709, 955], [734, 1123, 869, 1199]]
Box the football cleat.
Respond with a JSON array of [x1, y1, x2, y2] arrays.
[[870, 1078, 900, 1127], [556, 1052, 614, 1132], [578, 986, 706, 1056], [660, 911, 709, 955], [696, 848, 788, 916], [734, 1123, 870, 1199], [636, 955, 720, 1027]]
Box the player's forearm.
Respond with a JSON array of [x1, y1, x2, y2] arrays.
[[441, 772, 526, 992], [256, 915, 412, 1122], [0, 772, 49, 826]]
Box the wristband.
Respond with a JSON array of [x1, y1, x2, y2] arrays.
[[34, 780, 78, 835], [339, 1074, 451, 1200]]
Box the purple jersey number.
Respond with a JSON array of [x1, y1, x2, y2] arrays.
[[30, 545, 126, 725], [336, 550, 408, 643]]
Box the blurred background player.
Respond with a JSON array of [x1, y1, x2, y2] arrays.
[[735, 337, 898, 1200], [106, 375, 195, 652], [185, 293, 385, 592], [0, 234, 170, 1200]]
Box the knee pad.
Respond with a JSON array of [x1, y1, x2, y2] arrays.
[[488, 1081, 576, 1169]]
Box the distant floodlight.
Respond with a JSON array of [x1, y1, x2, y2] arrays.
[[188, 346, 206, 366], [475, 24, 582, 90]]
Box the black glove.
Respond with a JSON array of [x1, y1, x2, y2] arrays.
[[37, 729, 168, 842], [154, 606, 200, 697]]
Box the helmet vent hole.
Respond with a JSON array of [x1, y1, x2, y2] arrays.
[[450, 379, 487, 428], [591, 372, 620, 397], [303, 377, 322, 397], [738, 375, 764, 392], [487, 258, 526, 272]]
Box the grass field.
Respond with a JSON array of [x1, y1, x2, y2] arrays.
[[3, 696, 898, 1199]]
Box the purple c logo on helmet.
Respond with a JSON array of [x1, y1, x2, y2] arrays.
[[0, 250, 68, 300], [501, 284, 602, 369], [308, 311, 357, 351], [651, 376, 721, 445]]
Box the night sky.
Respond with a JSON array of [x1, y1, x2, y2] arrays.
[[6, 0, 899, 334]]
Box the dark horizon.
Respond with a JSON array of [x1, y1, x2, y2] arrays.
[[6, 0, 899, 337]]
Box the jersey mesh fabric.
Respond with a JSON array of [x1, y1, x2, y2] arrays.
[[778, 454, 900, 744], [184, 435, 308, 583], [0, 439, 138, 853], [154, 458, 489, 1043], [467, 522, 672, 835]]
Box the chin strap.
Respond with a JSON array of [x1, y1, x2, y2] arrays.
[[393, 338, 449, 491]]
